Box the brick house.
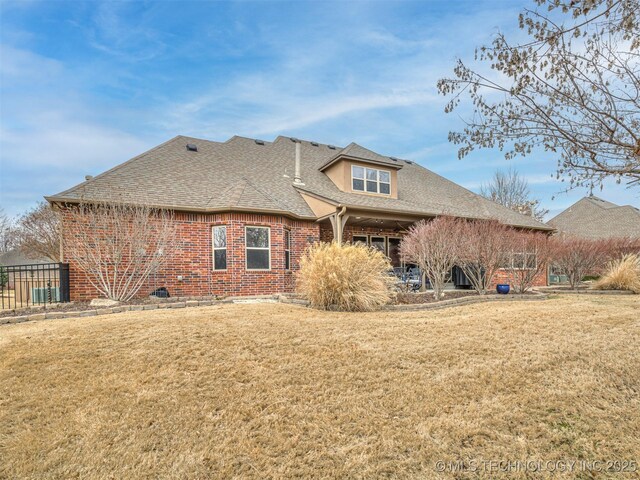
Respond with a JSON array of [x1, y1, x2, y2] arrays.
[[46, 135, 552, 300]]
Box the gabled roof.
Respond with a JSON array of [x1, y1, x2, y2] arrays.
[[319, 142, 403, 171], [47, 134, 552, 230], [547, 196, 640, 239]]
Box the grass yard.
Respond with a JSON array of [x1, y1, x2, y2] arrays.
[[1, 295, 639, 479]]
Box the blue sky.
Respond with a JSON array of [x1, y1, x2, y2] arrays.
[[1, 0, 638, 219]]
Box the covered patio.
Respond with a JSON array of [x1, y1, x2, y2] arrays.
[[320, 207, 418, 267], [316, 207, 476, 292]]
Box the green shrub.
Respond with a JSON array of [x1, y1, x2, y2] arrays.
[[297, 242, 394, 311], [582, 275, 601, 282]]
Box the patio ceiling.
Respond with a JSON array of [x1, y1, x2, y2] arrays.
[[345, 215, 414, 231]]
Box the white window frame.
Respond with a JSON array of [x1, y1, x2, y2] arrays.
[[351, 165, 391, 195], [212, 226, 227, 271], [284, 229, 291, 271], [245, 226, 271, 271], [506, 251, 537, 270]]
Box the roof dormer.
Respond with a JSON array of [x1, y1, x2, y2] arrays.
[[319, 143, 402, 199]]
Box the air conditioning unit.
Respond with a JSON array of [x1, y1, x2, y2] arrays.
[[31, 287, 60, 304]]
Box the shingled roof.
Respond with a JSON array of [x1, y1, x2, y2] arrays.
[[46, 135, 551, 230], [320, 142, 403, 171], [547, 196, 640, 239]]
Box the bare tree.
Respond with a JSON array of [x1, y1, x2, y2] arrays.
[[549, 236, 612, 288], [457, 219, 512, 295], [504, 230, 552, 293], [480, 168, 549, 220], [400, 217, 463, 299], [63, 202, 178, 301], [438, 0, 640, 190], [0, 208, 14, 253], [13, 202, 60, 261]]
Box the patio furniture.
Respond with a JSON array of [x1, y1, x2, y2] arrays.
[[403, 267, 422, 292]]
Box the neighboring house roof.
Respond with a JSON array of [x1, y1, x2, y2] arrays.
[[46, 135, 552, 230], [0, 249, 51, 266], [547, 196, 640, 239]]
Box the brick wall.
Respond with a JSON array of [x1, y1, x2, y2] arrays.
[[493, 268, 548, 289], [61, 210, 320, 300], [61, 207, 547, 301]]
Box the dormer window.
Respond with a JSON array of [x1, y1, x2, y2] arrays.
[[352, 165, 391, 195]]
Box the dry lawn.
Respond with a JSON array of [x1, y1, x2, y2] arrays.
[[1, 295, 639, 479]]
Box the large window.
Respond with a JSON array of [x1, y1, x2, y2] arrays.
[[246, 226, 270, 270], [351, 235, 402, 268], [369, 236, 386, 253], [351, 166, 391, 195], [352, 235, 368, 245], [388, 237, 402, 268], [505, 252, 537, 270], [212, 226, 227, 270], [284, 229, 291, 270]]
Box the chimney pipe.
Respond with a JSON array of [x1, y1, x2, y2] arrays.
[[293, 141, 304, 186]]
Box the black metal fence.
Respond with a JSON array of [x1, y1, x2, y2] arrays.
[[0, 263, 70, 310]]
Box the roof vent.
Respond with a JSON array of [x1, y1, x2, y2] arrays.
[[404, 160, 414, 164], [290, 137, 299, 143], [255, 139, 265, 145], [311, 141, 319, 147], [186, 143, 198, 152], [328, 145, 336, 150], [85, 175, 93, 181], [389, 156, 399, 162]]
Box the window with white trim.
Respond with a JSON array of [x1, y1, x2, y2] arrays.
[[351, 165, 391, 195], [284, 229, 291, 270], [505, 252, 537, 270], [246, 226, 270, 270], [212, 226, 227, 270]]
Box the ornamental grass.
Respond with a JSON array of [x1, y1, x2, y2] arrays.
[[593, 254, 640, 294], [297, 241, 394, 311]]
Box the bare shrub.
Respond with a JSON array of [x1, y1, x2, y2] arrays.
[[457, 220, 511, 295], [297, 242, 393, 311], [593, 255, 640, 294], [607, 237, 640, 260], [400, 217, 462, 299], [504, 231, 552, 293], [549, 237, 611, 289], [64, 202, 178, 301]]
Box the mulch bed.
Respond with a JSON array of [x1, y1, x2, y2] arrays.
[[395, 290, 478, 304], [394, 290, 539, 305]]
